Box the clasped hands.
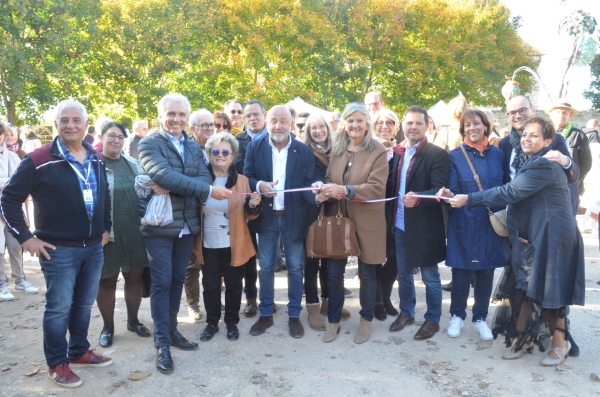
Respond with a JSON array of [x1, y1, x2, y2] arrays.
[[436, 187, 468, 208]]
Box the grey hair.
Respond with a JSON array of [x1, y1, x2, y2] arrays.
[[205, 131, 240, 160], [189, 109, 213, 127], [157, 93, 191, 117], [373, 108, 400, 137], [94, 116, 114, 134], [302, 113, 333, 151], [132, 120, 148, 130], [332, 103, 381, 156], [331, 111, 341, 121], [54, 100, 88, 126]]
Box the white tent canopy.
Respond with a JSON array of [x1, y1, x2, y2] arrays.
[[284, 97, 333, 117], [427, 100, 450, 127]]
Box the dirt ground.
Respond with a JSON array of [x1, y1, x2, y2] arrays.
[[1, 227, 600, 397]]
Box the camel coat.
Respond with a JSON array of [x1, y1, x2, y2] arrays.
[[325, 143, 388, 264], [194, 174, 261, 267]]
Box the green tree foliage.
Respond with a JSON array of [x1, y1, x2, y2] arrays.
[[584, 55, 600, 109], [0, 0, 539, 124]]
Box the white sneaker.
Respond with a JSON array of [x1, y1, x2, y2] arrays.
[[0, 285, 15, 301], [14, 281, 38, 294], [474, 320, 494, 341], [447, 315, 463, 338], [188, 304, 203, 322]]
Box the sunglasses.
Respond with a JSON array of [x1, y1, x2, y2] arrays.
[[214, 123, 229, 129], [230, 110, 243, 115], [211, 149, 231, 157]]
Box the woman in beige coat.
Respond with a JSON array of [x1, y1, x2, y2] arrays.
[[316, 102, 388, 344]]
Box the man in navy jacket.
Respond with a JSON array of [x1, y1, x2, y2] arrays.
[[1, 100, 113, 388], [243, 105, 316, 339]]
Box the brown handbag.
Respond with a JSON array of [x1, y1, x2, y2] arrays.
[[306, 201, 361, 259]]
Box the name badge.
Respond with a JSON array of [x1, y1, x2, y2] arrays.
[[83, 189, 93, 206]]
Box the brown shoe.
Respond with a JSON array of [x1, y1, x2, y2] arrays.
[[243, 299, 257, 317], [288, 318, 305, 338], [414, 320, 440, 340], [320, 299, 329, 315], [389, 314, 415, 332], [307, 304, 325, 331], [249, 316, 273, 336], [341, 308, 351, 320]]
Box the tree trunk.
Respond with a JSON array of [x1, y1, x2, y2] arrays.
[[4, 98, 16, 125]]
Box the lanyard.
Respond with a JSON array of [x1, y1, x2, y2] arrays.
[[57, 143, 92, 188]]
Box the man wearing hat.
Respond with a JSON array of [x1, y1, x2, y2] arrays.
[[547, 100, 592, 213]]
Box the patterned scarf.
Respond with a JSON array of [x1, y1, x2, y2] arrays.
[[509, 127, 527, 173]]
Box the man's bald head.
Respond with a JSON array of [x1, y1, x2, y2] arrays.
[[506, 95, 535, 134], [267, 105, 292, 145]]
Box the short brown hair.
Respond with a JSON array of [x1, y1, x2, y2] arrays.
[[523, 116, 556, 141], [459, 110, 491, 137]]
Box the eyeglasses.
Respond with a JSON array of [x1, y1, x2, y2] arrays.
[[375, 120, 395, 127], [296, 123, 305, 130], [105, 133, 125, 142], [214, 123, 229, 130], [211, 149, 231, 157], [245, 112, 262, 120], [195, 123, 214, 130], [506, 107, 529, 118], [230, 110, 243, 115]]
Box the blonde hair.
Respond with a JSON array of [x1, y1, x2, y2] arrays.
[[448, 93, 468, 122], [373, 108, 400, 139], [332, 103, 381, 156], [302, 113, 333, 151]]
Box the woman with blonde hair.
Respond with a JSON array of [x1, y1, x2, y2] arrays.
[[433, 94, 468, 152], [315, 103, 388, 344]]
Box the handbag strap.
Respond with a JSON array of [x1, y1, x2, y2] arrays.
[[459, 145, 483, 191], [460, 144, 494, 216]]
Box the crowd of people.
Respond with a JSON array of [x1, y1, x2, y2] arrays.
[[0, 90, 595, 388]]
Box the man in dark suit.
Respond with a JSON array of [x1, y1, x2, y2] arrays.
[[498, 95, 581, 357], [244, 105, 316, 339], [387, 106, 450, 341]]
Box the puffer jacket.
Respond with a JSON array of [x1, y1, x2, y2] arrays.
[[138, 128, 212, 237]]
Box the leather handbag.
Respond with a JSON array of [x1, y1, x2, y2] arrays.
[[306, 201, 361, 258], [459, 145, 508, 237]]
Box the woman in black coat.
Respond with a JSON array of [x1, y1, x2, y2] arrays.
[[449, 116, 585, 366]]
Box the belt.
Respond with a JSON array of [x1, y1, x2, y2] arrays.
[[272, 210, 285, 216]]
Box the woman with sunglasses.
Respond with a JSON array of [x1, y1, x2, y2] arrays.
[[195, 132, 262, 342], [223, 100, 244, 135], [213, 112, 231, 134]]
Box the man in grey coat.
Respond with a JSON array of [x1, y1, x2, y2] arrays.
[[138, 94, 231, 374]]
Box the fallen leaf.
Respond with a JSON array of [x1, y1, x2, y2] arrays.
[[432, 368, 448, 375], [426, 340, 437, 346], [25, 368, 44, 376], [418, 360, 429, 366], [1, 367, 10, 371], [555, 364, 571, 371], [591, 373, 600, 381], [129, 370, 151, 381], [265, 354, 272, 357]]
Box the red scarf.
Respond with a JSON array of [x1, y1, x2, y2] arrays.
[[463, 135, 488, 153], [7, 143, 20, 153]]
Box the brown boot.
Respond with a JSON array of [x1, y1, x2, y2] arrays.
[[341, 308, 351, 320], [354, 317, 372, 344], [323, 323, 341, 343], [320, 299, 329, 315], [249, 316, 273, 336], [307, 304, 325, 331], [243, 298, 257, 317]]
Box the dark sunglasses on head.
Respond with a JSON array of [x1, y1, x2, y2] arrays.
[[212, 149, 231, 157], [214, 123, 229, 129], [230, 110, 243, 115]]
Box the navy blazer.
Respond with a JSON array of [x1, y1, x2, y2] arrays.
[[498, 132, 580, 215], [243, 134, 317, 243]]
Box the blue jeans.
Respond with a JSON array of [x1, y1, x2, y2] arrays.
[[146, 234, 195, 348], [257, 216, 304, 318], [450, 267, 495, 322], [327, 258, 377, 323], [40, 244, 104, 368], [395, 228, 442, 323]]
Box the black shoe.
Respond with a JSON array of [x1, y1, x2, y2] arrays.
[[344, 288, 352, 297], [273, 303, 279, 313], [170, 329, 198, 350], [442, 281, 452, 292], [383, 299, 399, 316], [226, 324, 239, 341], [250, 316, 274, 336], [127, 323, 151, 337], [568, 333, 580, 357], [99, 330, 113, 348], [288, 318, 305, 338], [374, 303, 387, 321], [156, 347, 174, 374], [200, 324, 219, 342]]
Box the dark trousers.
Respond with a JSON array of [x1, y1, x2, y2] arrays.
[[375, 255, 397, 304], [449, 267, 495, 322], [202, 247, 246, 325], [327, 258, 377, 323], [146, 234, 195, 349], [184, 251, 201, 306], [304, 256, 328, 304], [243, 232, 258, 300]]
